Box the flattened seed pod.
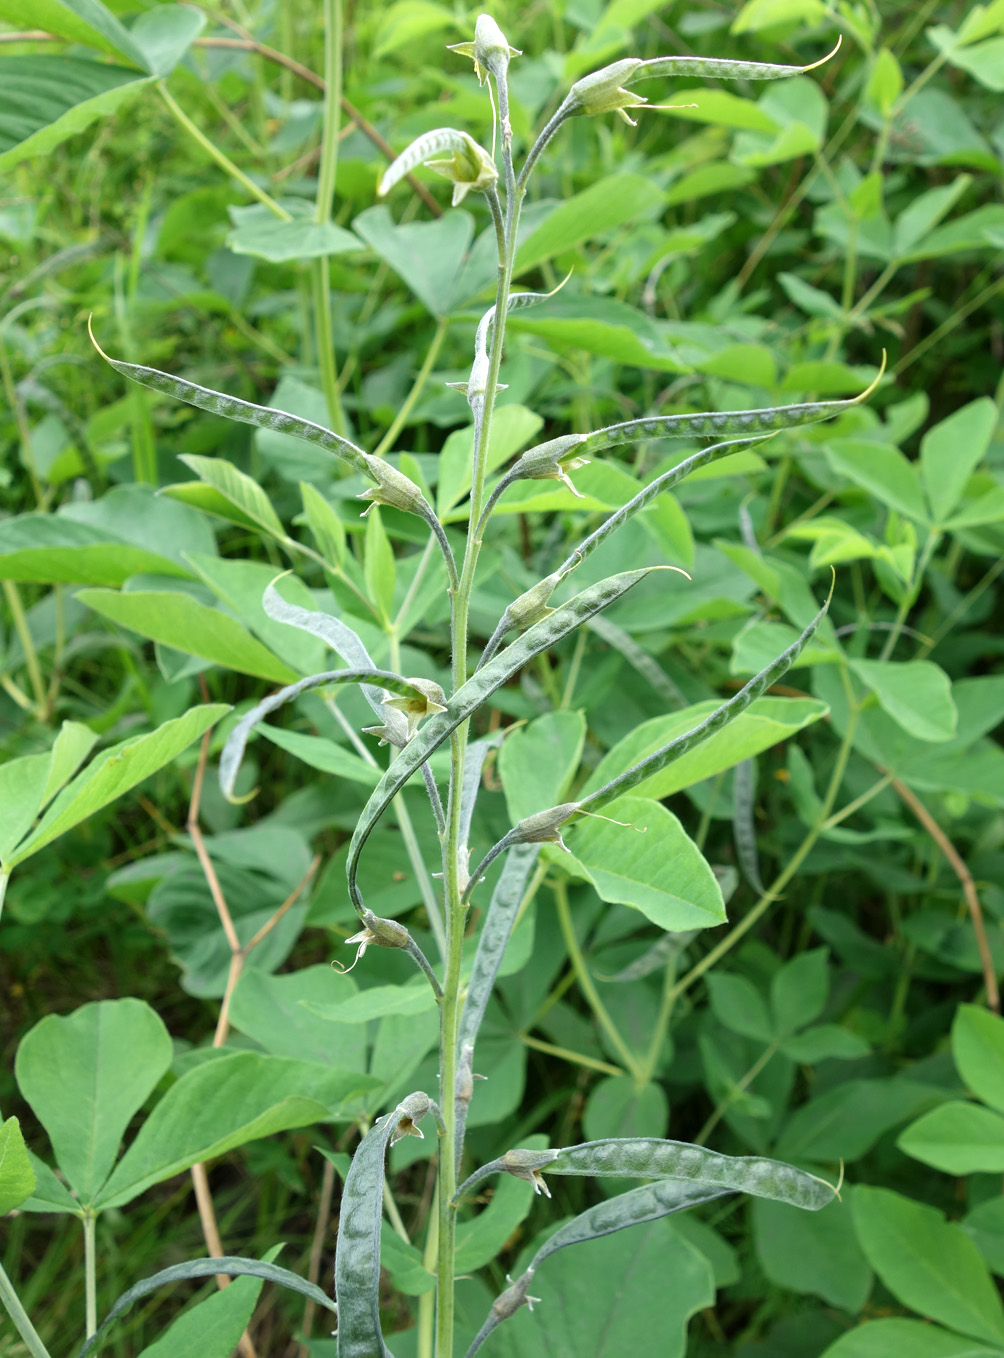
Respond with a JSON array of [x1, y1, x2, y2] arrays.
[[545, 1138, 834, 1210], [334, 1092, 430, 1358]]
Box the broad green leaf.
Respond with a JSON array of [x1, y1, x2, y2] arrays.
[[894, 178, 973, 257], [852, 1186, 1004, 1346], [0, 0, 147, 65], [135, 1266, 265, 1358], [484, 1219, 714, 1358], [8, 706, 229, 867], [706, 973, 773, 1044], [898, 1101, 1004, 1174], [307, 979, 438, 1023], [777, 1077, 947, 1162], [19, 1151, 80, 1214], [0, 514, 191, 584], [866, 47, 904, 117], [95, 1052, 359, 1209], [850, 659, 957, 743], [353, 205, 475, 317], [78, 1255, 336, 1358], [820, 1318, 1004, 1358], [0, 752, 50, 864], [825, 440, 928, 522], [0, 1117, 36, 1215], [754, 1191, 873, 1313], [964, 1196, 1004, 1279], [15, 999, 172, 1203], [381, 1231, 435, 1296], [129, 4, 205, 77], [582, 1075, 668, 1140], [659, 86, 779, 131], [566, 796, 725, 931], [771, 948, 829, 1037], [499, 710, 586, 824], [76, 589, 299, 683], [508, 293, 688, 373], [178, 455, 285, 539], [582, 697, 827, 800], [0, 57, 150, 174], [256, 724, 380, 787], [732, 0, 825, 32], [42, 720, 99, 805], [363, 506, 395, 622], [781, 1025, 870, 1061], [184, 556, 324, 676], [953, 1005, 1004, 1115], [514, 173, 666, 276], [228, 965, 369, 1072], [300, 481, 346, 568], [920, 398, 998, 522], [227, 202, 364, 263], [437, 405, 544, 516]]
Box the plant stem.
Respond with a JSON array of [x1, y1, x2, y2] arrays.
[[83, 1211, 97, 1338], [0, 1261, 52, 1358], [157, 82, 290, 220], [310, 0, 348, 436], [554, 878, 641, 1080], [2, 580, 45, 714], [373, 317, 450, 458], [311, 258, 348, 436], [519, 1032, 623, 1078]]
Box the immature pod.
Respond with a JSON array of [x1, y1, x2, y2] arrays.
[[334, 1092, 430, 1358], [88, 319, 370, 475], [378, 128, 497, 206], [448, 13, 521, 84]]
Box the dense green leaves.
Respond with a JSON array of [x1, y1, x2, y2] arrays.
[[0, 1117, 35, 1215]]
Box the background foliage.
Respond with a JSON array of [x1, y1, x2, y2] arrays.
[[2, 0, 1004, 1355]]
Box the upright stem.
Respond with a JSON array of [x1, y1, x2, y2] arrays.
[[2, 581, 45, 713], [312, 0, 348, 435], [0, 1262, 52, 1358], [83, 1212, 97, 1338]]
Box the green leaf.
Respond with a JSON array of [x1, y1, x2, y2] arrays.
[[852, 1186, 1004, 1346], [95, 1052, 358, 1209], [777, 1077, 947, 1161], [19, 1151, 80, 1214], [781, 1025, 870, 1061], [898, 1101, 1004, 1175], [177, 455, 285, 539], [134, 1260, 266, 1358], [352, 205, 475, 317], [437, 405, 544, 516], [256, 724, 380, 787], [507, 293, 687, 373], [825, 440, 928, 522], [499, 711, 586, 825], [227, 202, 365, 262], [920, 398, 998, 522], [485, 1218, 714, 1358], [7, 706, 229, 867], [0, 513, 192, 584], [0, 1117, 36, 1215], [300, 481, 346, 568], [583, 697, 828, 801], [850, 659, 957, 743], [363, 506, 396, 622], [771, 948, 829, 1037], [754, 1191, 873, 1313], [0, 752, 51, 865], [229, 965, 369, 1072], [129, 5, 205, 77], [76, 588, 299, 684], [0, 0, 147, 65], [15, 999, 172, 1204], [42, 720, 99, 804], [307, 979, 438, 1024], [78, 1255, 335, 1358], [0, 56, 150, 173], [566, 796, 725, 932], [582, 1075, 668, 1140], [706, 973, 773, 1043], [731, 0, 825, 32], [820, 1318, 1004, 1358], [953, 1005, 1004, 1115], [866, 47, 904, 116], [514, 173, 666, 276]]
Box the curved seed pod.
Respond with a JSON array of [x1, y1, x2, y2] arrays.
[[543, 1138, 834, 1210], [634, 42, 841, 85], [572, 359, 882, 461], [219, 668, 431, 803], [458, 843, 540, 1050], [578, 579, 833, 816], [346, 568, 658, 911], [378, 128, 497, 206], [733, 758, 765, 894], [463, 1180, 731, 1357], [88, 319, 370, 475], [334, 1092, 430, 1358], [556, 434, 768, 575]]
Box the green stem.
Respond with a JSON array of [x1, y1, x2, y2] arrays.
[[878, 528, 938, 661], [696, 1040, 779, 1145], [83, 1211, 97, 1338], [311, 257, 348, 436], [554, 878, 641, 1081], [373, 318, 450, 458], [3, 581, 45, 712], [0, 1261, 52, 1358], [157, 82, 290, 220], [520, 1032, 624, 1078], [315, 0, 343, 227]]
